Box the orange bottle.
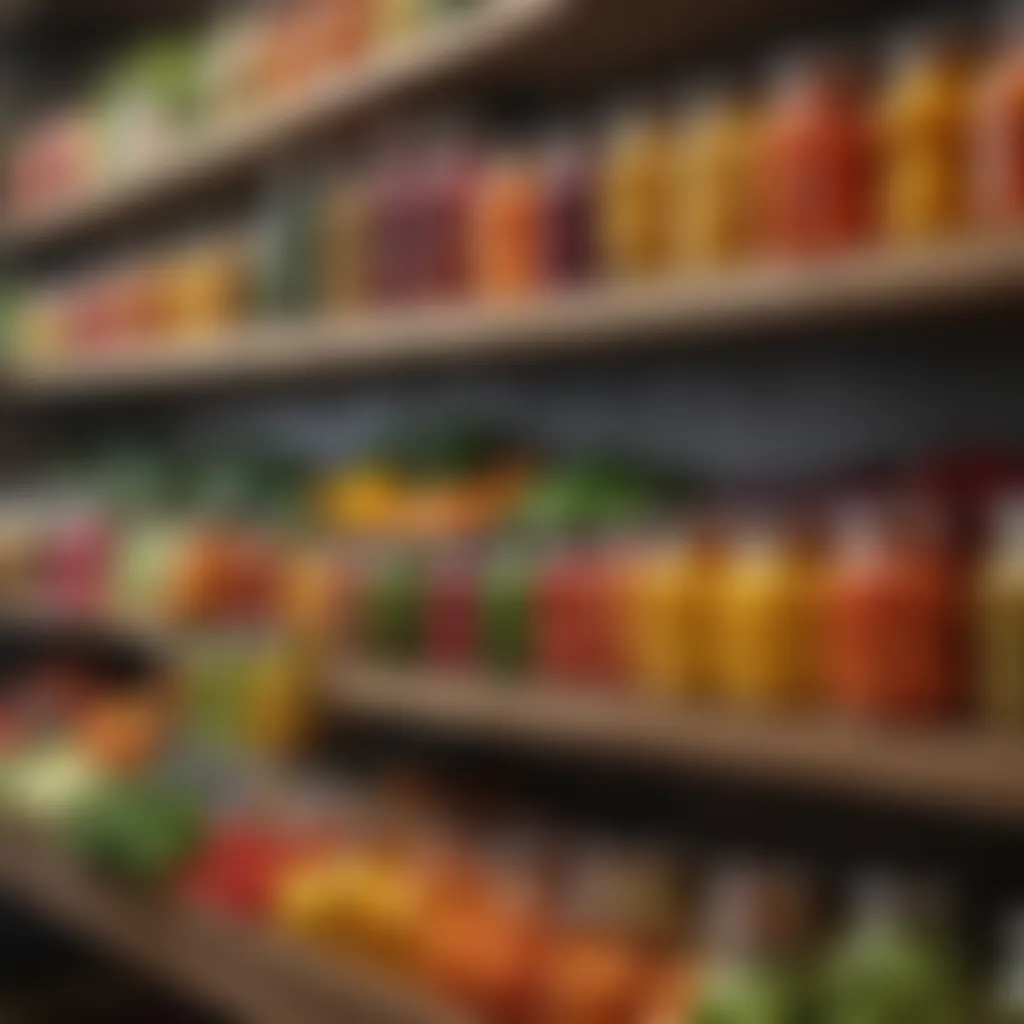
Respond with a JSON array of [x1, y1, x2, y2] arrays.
[[877, 27, 971, 243], [625, 531, 720, 700], [757, 53, 874, 257], [672, 88, 756, 270], [600, 105, 674, 280], [821, 506, 963, 725], [714, 522, 821, 713], [472, 148, 542, 300]]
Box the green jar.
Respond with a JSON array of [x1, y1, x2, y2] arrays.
[[480, 544, 535, 675], [364, 548, 428, 663]]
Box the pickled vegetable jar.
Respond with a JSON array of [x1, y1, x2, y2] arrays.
[[480, 544, 536, 674]]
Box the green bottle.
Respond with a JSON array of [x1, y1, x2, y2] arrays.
[[821, 875, 970, 1024], [258, 174, 320, 318], [365, 548, 427, 662], [480, 543, 535, 675]]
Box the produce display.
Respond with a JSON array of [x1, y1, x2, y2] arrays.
[[4, 438, 1024, 731], [0, 655, 1021, 1024], [14, 14, 1024, 371], [3, 0, 490, 223]]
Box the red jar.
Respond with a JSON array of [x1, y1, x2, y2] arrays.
[[540, 129, 597, 287], [422, 125, 480, 301], [425, 548, 481, 668], [821, 506, 964, 725], [971, 10, 1024, 226], [757, 54, 874, 257], [538, 543, 625, 686]]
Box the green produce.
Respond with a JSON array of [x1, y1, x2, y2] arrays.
[[516, 456, 659, 535], [821, 877, 970, 1024], [694, 965, 814, 1024], [2, 747, 106, 825], [64, 778, 204, 885]]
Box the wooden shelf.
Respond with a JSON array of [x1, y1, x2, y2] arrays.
[[0, 0, 562, 257], [0, 824, 467, 1024], [332, 663, 1024, 825], [13, 234, 1024, 402]]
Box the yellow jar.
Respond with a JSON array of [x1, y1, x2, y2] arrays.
[[976, 501, 1024, 727], [671, 90, 755, 270], [715, 527, 820, 712], [18, 290, 65, 368], [321, 171, 373, 313], [174, 238, 249, 340], [600, 105, 674, 280], [877, 29, 970, 243], [244, 640, 318, 759], [625, 534, 720, 699]]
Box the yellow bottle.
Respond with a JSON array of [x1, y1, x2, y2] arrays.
[[320, 170, 373, 314], [245, 640, 318, 759], [878, 28, 970, 243], [626, 533, 719, 699], [976, 500, 1024, 727], [671, 89, 755, 270], [600, 105, 674, 280], [715, 525, 820, 712]]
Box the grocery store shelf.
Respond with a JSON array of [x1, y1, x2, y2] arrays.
[[0, 825, 467, 1024], [0, 0, 563, 257], [332, 663, 1024, 825], [13, 234, 1024, 402]]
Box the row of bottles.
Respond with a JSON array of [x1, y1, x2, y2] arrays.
[[354, 501, 1024, 728]]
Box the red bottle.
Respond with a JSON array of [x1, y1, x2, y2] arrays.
[[821, 505, 964, 725], [538, 542, 625, 685], [972, 7, 1024, 226], [540, 129, 597, 287], [757, 53, 874, 257], [422, 124, 480, 301]]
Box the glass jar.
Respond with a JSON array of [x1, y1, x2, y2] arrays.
[[600, 104, 674, 280], [822, 504, 962, 725], [878, 27, 971, 243], [472, 147, 543, 301], [757, 52, 874, 257], [971, 5, 1024, 226], [672, 87, 756, 269]]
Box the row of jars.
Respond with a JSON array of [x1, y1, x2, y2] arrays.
[[5, 0, 488, 221], [11, 493, 1024, 730], [351, 504, 1024, 729], [18, 9, 1024, 367], [12, 236, 251, 367]]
